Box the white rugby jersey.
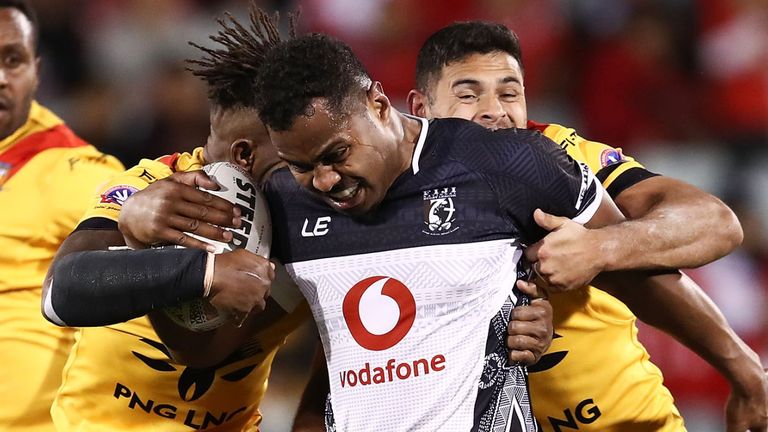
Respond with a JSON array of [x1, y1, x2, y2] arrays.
[[265, 118, 603, 432]]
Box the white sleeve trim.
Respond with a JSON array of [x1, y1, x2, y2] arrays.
[[571, 164, 604, 225], [42, 280, 67, 326]]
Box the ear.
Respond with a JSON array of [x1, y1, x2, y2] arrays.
[[33, 57, 41, 90], [406, 89, 429, 117], [366, 81, 391, 123], [230, 139, 254, 171]]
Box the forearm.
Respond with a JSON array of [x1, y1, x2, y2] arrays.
[[600, 177, 742, 270], [45, 247, 207, 326], [598, 271, 764, 392]]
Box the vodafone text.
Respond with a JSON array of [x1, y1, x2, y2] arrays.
[[339, 354, 446, 387]]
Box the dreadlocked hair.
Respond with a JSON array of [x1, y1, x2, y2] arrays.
[[186, 1, 299, 110]]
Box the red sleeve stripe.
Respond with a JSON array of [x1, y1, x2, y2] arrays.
[[0, 124, 87, 184]]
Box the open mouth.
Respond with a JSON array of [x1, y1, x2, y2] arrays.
[[326, 183, 363, 211]]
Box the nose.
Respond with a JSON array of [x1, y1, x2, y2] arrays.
[[477, 97, 507, 127], [0, 69, 7, 88], [311, 165, 341, 192]]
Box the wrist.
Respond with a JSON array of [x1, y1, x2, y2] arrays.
[[723, 346, 765, 394]]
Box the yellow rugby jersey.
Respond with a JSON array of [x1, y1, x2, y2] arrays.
[[526, 121, 685, 431], [0, 101, 124, 293], [0, 101, 123, 432], [52, 148, 311, 432]]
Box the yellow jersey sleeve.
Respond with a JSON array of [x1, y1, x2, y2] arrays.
[[80, 147, 206, 224], [532, 122, 658, 198]]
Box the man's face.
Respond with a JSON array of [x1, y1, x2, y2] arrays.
[[204, 106, 282, 184], [413, 51, 527, 130], [0, 7, 38, 140], [268, 98, 405, 216]]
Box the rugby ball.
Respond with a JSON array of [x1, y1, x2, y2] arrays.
[[164, 161, 272, 332], [189, 161, 272, 257]]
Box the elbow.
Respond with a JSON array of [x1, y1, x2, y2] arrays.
[[710, 199, 744, 257]]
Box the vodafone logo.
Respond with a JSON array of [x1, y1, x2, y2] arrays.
[[342, 276, 416, 351]]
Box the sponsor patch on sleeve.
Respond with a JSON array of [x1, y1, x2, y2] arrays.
[[599, 148, 625, 167], [99, 185, 138, 206]]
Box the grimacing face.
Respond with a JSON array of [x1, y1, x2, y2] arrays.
[[268, 97, 408, 216], [0, 7, 38, 140], [411, 51, 527, 130], [204, 106, 282, 184]]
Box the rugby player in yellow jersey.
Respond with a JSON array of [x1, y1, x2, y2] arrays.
[[40, 7, 309, 431], [404, 21, 767, 431], [0, 1, 124, 430]]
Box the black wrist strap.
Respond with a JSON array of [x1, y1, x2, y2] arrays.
[[45, 248, 207, 326]]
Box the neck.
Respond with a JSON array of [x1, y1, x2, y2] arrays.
[[394, 110, 423, 174]]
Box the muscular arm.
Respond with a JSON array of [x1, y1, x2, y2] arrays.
[[600, 175, 743, 270], [526, 176, 743, 290], [596, 271, 768, 431]]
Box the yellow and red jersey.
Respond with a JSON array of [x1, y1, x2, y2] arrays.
[[527, 121, 685, 431], [0, 101, 124, 431], [52, 148, 310, 431], [0, 101, 124, 293]]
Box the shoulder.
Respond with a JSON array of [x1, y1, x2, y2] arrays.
[[424, 118, 552, 169]]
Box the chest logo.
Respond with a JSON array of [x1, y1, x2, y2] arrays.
[[342, 276, 416, 351], [422, 187, 459, 236], [301, 216, 331, 237]]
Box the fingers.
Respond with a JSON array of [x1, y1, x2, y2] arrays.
[[168, 170, 219, 190], [176, 186, 241, 228], [524, 241, 541, 263], [533, 208, 568, 232], [516, 279, 548, 300], [508, 348, 537, 366], [209, 249, 274, 325], [506, 333, 541, 366]]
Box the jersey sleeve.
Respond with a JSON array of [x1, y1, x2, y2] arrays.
[[78, 158, 175, 225], [538, 123, 658, 198], [474, 128, 604, 244], [78, 147, 207, 227], [47, 148, 125, 238]]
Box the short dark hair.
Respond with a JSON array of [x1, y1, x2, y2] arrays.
[[415, 21, 523, 97], [186, 2, 298, 110], [0, 0, 39, 51], [254, 33, 371, 131]]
